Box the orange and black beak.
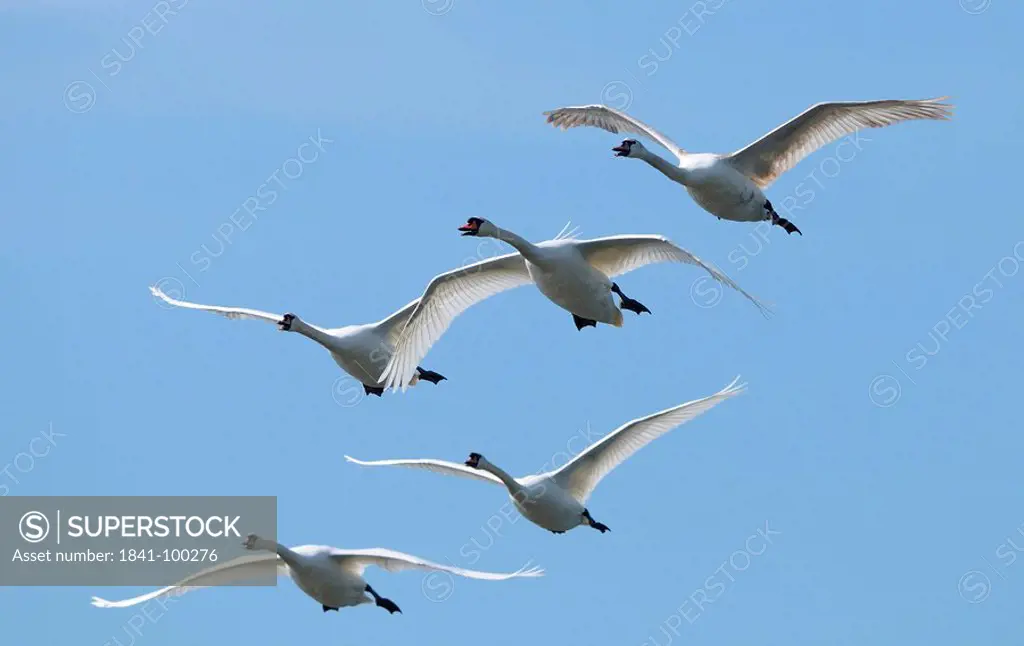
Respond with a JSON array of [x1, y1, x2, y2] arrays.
[[458, 218, 482, 236], [612, 140, 634, 157]]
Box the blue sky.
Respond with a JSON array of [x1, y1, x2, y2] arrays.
[[2, 0, 1023, 643]]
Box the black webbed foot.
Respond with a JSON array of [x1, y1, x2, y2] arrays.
[[619, 296, 651, 315], [610, 283, 651, 315], [322, 604, 339, 613], [366, 584, 402, 614], [416, 368, 447, 385], [582, 508, 611, 534], [773, 215, 802, 235], [376, 597, 402, 614], [363, 384, 385, 397], [766, 200, 802, 236], [573, 314, 597, 331]]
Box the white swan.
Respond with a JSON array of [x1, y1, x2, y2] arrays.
[[91, 534, 543, 614], [544, 98, 953, 235], [347, 376, 745, 534], [379, 219, 768, 391], [149, 286, 446, 397]]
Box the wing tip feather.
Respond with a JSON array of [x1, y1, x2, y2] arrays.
[[721, 375, 748, 397], [919, 96, 954, 119], [514, 562, 546, 578]]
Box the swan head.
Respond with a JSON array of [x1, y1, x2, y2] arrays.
[[464, 452, 486, 469], [612, 139, 642, 158], [458, 217, 497, 238], [278, 313, 296, 331], [242, 533, 278, 553]]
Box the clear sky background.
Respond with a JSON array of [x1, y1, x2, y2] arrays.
[[2, 0, 1023, 644]]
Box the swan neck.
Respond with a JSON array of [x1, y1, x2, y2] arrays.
[[489, 227, 541, 262], [639, 149, 688, 184], [255, 538, 302, 567], [480, 460, 521, 492], [289, 318, 335, 349]]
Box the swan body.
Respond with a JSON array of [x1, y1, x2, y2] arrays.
[[276, 544, 373, 610], [679, 154, 767, 223], [545, 98, 953, 234], [346, 377, 746, 534], [506, 474, 588, 533], [90, 535, 543, 614], [149, 287, 446, 397], [521, 238, 624, 324], [379, 219, 768, 391]]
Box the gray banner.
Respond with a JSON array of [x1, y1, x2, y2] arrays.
[[0, 496, 277, 586]]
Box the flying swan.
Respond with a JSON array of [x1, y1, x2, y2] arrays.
[[149, 286, 446, 397], [346, 376, 745, 534], [378, 219, 769, 391], [544, 97, 953, 235], [91, 534, 544, 614]]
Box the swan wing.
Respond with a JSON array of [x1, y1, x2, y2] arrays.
[[728, 97, 953, 188], [550, 377, 747, 503], [344, 455, 504, 486], [149, 286, 283, 325], [90, 553, 286, 608], [544, 104, 687, 162], [375, 298, 422, 348], [379, 253, 532, 391], [575, 235, 772, 318], [329, 547, 544, 580]]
